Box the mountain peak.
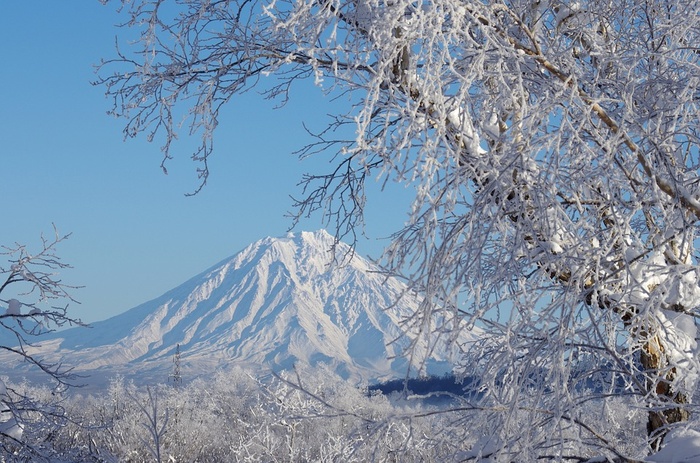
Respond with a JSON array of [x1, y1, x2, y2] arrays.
[[241, 229, 370, 282], [272, 229, 345, 259]]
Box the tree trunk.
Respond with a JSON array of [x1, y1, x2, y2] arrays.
[[641, 333, 690, 450]]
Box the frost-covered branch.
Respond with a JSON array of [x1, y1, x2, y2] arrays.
[[0, 225, 85, 458], [99, 0, 700, 457], [0, 226, 85, 377]]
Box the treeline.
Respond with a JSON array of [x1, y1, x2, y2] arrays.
[[1, 365, 648, 462], [3, 366, 465, 462]]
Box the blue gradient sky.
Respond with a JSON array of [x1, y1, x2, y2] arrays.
[[0, 3, 410, 323]]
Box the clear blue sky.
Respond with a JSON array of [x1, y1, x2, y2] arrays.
[[0, 2, 411, 323]]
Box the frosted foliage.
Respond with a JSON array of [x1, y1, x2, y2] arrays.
[[100, 0, 700, 459], [39, 368, 456, 461], [0, 365, 655, 462]]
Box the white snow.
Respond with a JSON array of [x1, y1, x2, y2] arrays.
[[5, 299, 21, 316], [0, 390, 22, 441], [647, 428, 700, 462], [657, 310, 699, 391], [445, 104, 487, 156], [0, 414, 23, 441], [456, 435, 502, 461]]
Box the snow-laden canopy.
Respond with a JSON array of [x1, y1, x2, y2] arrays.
[[98, 0, 700, 458]]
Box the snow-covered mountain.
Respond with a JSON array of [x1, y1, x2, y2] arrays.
[[8, 230, 474, 386]]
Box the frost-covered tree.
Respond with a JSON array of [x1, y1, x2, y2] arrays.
[[53, 365, 457, 462], [98, 0, 700, 458], [0, 227, 83, 458]]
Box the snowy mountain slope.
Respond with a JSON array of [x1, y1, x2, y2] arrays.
[[5, 230, 476, 385]]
